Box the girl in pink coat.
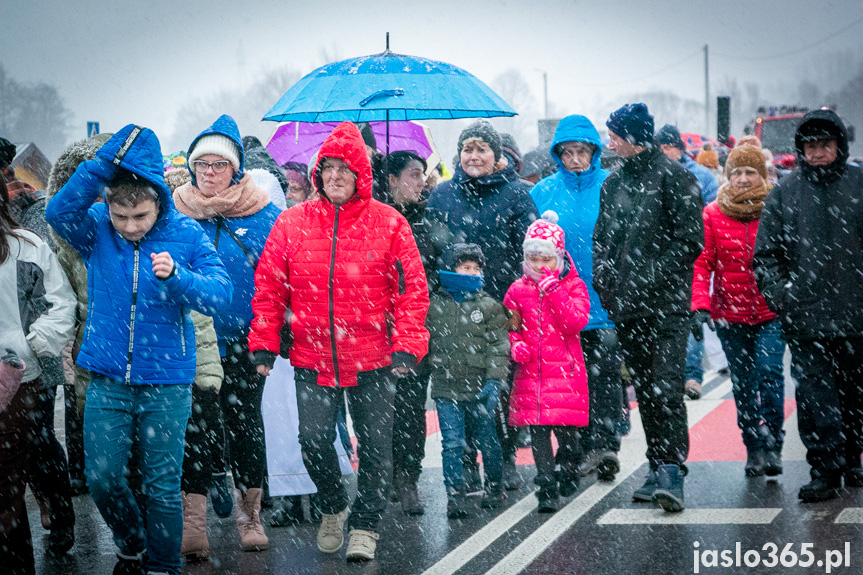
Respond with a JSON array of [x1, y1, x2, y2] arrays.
[[504, 211, 591, 512]]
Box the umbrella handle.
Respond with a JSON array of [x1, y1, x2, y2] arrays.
[[360, 89, 405, 107]]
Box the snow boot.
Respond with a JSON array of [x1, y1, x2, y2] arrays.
[[596, 452, 621, 482], [446, 487, 469, 519], [398, 475, 424, 516], [763, 450, 783, 477], [652, 464, 685, 512], [180, 492, 210, 560], [113, 552, 145, 575], [270, 495, 304, 527], [745, 450, 765, 477], [235, 488, 269, 551], [502, 460, 523, 490], [798, 472, 841, 502], [481, 481, 507, 509], [632, 468, 659, 502], [557, 470, 579, 498]]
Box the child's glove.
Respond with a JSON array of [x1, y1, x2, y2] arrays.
[[477, 379, 501, 413], [511, 341, 531, 363], [537, 268, 560, 293]]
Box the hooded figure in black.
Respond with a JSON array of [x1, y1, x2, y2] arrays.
[[754, 108, 863, 502]]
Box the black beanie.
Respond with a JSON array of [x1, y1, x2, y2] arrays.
[[356, 122, 377, 150], [457, 120, 502, 161], [443, 242, 486, 271], [606, 103, 655, 146], [656, 124, 685, 150], [797, 118, 841, 143], [0, 137, 16, 170]]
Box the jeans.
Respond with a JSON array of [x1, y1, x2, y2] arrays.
[[84, 375, 192, 575], [617, 313, 690, 469], [392, 358, 430, 481], [436, 398, 503, 489], [788, 337, 863, 475], [685, 334, 704, 382], [532, 425, 580, 490], [295, 366, 395, 531], [716, 320, 785, 452], [580, 328, 623, 454]]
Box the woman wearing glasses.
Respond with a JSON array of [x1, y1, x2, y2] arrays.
[[173, 115, 281, 557]]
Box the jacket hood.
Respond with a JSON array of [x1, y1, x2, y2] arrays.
[[46, 133, 114, 201], [94, 124, 175, 214], [312, 122, 373, 205], [188, 114, 245, 187], [794, 108, 850, 184], [549, 115, 603, 189]]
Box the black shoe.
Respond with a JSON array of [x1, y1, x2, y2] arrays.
[[576, 450, 603, 477], [557, 472, 579, 498], [537, 486, 560, 513], [446, 487, 469, 519], [464, 459, 483, 494], [270, 496, 304, 527], [745, 451, 765, 477], [209, 472, 233, 518], [763, 450, 783, 477], [502, 461, 523, 491], [652, 464, 685, 513], [113, 554, 145, 575], [481, 482, 507, 509], [596, 452, 620, 482], [798, 474, 841, 502], [47, 524, 75, 556], [632, 469, 658, 502], [399, 482, 425, 516], [845, 468, 863, 488]]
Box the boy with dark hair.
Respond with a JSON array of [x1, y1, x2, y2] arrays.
[[46, 124, 232, 575]]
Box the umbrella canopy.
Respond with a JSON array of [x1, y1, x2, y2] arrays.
[[266, 120, 440, 170], [680, 132, 730, 157], [262, 50, 516, 123]]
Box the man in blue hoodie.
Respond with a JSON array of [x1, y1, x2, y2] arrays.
[[46, 125, 232, 575], [531, 115, 623, 485]]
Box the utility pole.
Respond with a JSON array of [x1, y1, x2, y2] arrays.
[[704, 44, 710, 136], [536, 69, 548, 118]]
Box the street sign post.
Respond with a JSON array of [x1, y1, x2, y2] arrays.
[[87, 122, 100, 138]]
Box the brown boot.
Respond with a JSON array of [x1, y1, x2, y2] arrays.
[[180, 492, 210, 560], [236, 488, 269, 551]]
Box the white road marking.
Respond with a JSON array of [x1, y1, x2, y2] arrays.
[[597, 507, 783, 525], [834, 508, 863, 523]]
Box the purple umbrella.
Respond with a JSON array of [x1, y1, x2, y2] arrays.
[[266, 120, 440, 171]]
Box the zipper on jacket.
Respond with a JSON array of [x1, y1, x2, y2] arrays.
[[329, 207, 341, 386], [745, 221, 756, 322], [125, 242, 141, 383], [537, 290, 543, 421], [179, 306, 186, 356]]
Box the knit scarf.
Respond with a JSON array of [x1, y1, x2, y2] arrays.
[[173, 173, 270, 219], [439, 271, 484, 302], [716, 181, 770, 223]]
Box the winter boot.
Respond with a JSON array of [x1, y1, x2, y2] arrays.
[[463, 456, 483, 494], [652, 464, 685, 512], [235, 488, 269, 551], [481, 481, 507, 509], [798, 471, 842, 502], [270, 496, 304, 527], [745, 450, 765, 477], [346, 529, 380, 561], [113, 552, 145, 575], [557, 470, 579, 498], [317, 506, 349, 553], [209, 472, 233, 518], [446, 487, 469, 519], [596, 452, 621, 482], [763, 450, 783, 477], [180, 492, 210, 560], [398, 475, 424, 516], [684, 379, 702, 400], [632, 468, 659, 502], [502, 460, 523, 490], [536, 474, 560, 513]]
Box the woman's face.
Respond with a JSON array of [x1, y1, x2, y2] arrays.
[[388, 159, 426, 206], [557, 141, 594, 173], [460, 140, 496, 178], [729, 166, 762, 191], [193, 153, 234, 196], [285, 169, 311, 203]]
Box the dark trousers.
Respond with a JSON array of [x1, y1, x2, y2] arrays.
[[789, 336, 863, 475], [182, 386, 226, 494], [296, 366, 395, 531], [28, 385, 75, 530], [392, 358, 430, 482], [183, 340, 265, 494], [64, 381, 86, 485], [580, 328, 623, 454], [531, 425, 580, 490], [617, 313, 690, 469], [0, 378, 38, 575], [716, 320, 785, 452]]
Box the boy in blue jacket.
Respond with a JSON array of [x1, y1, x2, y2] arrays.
[[46, 125, 232, 575]]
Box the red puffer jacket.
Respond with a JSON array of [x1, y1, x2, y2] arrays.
[[503, 254, 591, 427], [692, 201, 776, 325], [248, 122, 429, 387]]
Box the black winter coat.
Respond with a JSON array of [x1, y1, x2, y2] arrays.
[[593, 146, 704, 322], [427, 162, 538, 301]]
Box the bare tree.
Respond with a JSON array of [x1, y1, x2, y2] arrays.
[[489, 68, 540, 155]]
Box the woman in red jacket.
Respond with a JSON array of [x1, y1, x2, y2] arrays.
[[249, 122, 429, 562], [692, 145, 785, 478]]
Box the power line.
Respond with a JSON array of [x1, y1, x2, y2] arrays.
[[570, 49, 702, 87], [714, 15, 863, 61]]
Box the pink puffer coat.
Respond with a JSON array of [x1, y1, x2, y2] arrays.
[[503, 254, 591, 427]]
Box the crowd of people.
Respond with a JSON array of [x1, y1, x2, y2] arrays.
[[0, 100, 860, 574]]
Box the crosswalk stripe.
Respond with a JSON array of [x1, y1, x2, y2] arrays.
[[597, 507, 783, 525], [834, 508, 863, 523]]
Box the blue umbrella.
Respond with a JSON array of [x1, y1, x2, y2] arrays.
[[262, 50, 516, 123]]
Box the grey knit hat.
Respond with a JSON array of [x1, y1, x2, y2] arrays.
[[457, 120, 502, 161]]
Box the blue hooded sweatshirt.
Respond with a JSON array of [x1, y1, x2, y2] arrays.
[[46, 124, 233, 385], [680, 154, 719, 204], [185, 115, 281, 354], [530, 115, 612, 330]]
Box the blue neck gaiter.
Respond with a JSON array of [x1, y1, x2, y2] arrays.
[[439, 271, 485, 302]]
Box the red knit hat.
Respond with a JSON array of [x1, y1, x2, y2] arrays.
[[523, 210, 565, 260]]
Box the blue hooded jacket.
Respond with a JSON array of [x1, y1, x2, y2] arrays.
[[530, 115, 612, 330], [46, 124, 233, 385], [681, 154, 719, 203], [185, 115, 281, 354]]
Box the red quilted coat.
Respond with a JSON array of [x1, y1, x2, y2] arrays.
[[503, 254, 591, 427], [248, 122, 430, 387], [692, 201, 776, 325]]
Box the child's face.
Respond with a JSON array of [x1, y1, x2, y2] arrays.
[[526, 252, 558, 273], [454, 260, 482, 276], [108, 199, 158, 242]]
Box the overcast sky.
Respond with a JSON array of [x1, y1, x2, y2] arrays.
[[3, 0, 862, 154]]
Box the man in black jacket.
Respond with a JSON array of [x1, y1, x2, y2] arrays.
[[754, 109, 863, 502], [593, 103, 704, 512]]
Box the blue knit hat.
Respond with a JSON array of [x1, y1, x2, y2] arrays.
[[656, 124, 685, 150], [606, 103, 655, 146]]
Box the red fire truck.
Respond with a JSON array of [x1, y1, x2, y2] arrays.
[[743, 105, 809, 169]]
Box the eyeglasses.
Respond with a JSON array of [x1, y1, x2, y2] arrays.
[[321, 162, 356, 178], [192, 160, 232, 174]]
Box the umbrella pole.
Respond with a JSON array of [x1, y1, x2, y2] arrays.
[[384, 109, 390, 196]]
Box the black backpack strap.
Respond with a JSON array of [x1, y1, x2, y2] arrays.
[[213, 215, 258, 270]]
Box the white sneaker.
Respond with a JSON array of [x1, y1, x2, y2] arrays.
[[346, 529, 380, 561], [317, 506, 350, 553]]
